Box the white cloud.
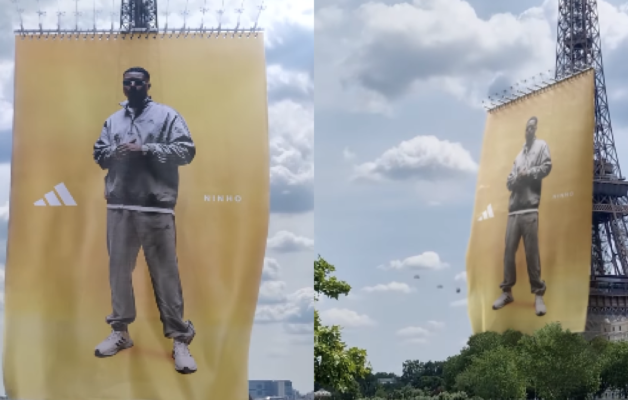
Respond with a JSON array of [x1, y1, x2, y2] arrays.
[[450, 298, 468, 307], [598, 1, 628, 51], [353, 136, 477, 182], [319, 308, 376, 328], [262, 258, 282, 281], [378, 251, 449, 271], [427, 320, 445, 330], [258, 258, 288, 303], [362, 281, 415, 294], [454, 271, 467, 282], [345, 0, 555, 104], [255, 287, 313, 326], [343, 147, 356, 161], [258, 280, 287, 304], [267, 230, 314, 252], [259, 0, 314, 44], [397, 320, 445, 344], [256, 256, 312, 333], [267, 64, 313, 97], [315, 4, 345, 32], [268, 100, 314, 213], [0, 165, 9, 204], [0, 61, 13, 131], [0, 201, 8, 222], [397, 326, 430, 337], [316, 0, 601, 112]]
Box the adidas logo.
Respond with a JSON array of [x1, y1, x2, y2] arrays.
[[34, 183, 77, 207], [477, 204, 494, 221]]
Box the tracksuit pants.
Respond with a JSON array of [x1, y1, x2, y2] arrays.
[[105, 208, 194, 341], [499, 212, 546, 296]]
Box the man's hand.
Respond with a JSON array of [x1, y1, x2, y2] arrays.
[[115, 139, 143, 157], [515, 170, 528, 183]]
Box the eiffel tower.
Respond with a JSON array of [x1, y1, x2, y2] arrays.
[[119, 0, 158, 31], [555, 0, 628, 339]]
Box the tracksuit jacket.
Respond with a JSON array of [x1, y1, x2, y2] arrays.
[[506, 138, 552, 214], [93, 97, 196, 212]]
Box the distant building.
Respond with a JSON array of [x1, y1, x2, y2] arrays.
[[601, 316, 628, 341], [377, 378, 396, 385], [249, 380, 294, 399]]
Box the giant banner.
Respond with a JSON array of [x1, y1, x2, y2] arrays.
[[466, 70, 594, 335], [5, 34, 269, 400]]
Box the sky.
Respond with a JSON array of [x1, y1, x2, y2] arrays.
[[0, 0, 314, 395], [315, 0, 628, 377]]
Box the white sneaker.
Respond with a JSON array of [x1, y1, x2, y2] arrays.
[[172, 340, 197, 374], [492, 292, 514, 310], [95, 330, 134, 358]]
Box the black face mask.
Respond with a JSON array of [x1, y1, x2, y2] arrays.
[[123, 79, 147, 102], [128, 88, 146, 102]]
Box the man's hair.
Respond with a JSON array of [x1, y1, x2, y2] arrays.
[[123, 66, 150, 81], [528, 116, 538, 125]]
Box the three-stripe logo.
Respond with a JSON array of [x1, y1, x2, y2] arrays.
[[34, 183, 77, 207], [477, 204, 494, 221]]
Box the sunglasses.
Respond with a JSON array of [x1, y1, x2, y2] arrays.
[[123, 79, 146, 86]]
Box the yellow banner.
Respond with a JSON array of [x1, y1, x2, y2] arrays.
[[5, 34, 268, 400], [466, 70, 594, 335]]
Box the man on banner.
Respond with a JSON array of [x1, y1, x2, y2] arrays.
[[492, 116, 552, 317], [93, 66, 198, 374]]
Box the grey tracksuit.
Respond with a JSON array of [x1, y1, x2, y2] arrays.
[[500, 138, 552, 296], [94, 97, 196, 340]]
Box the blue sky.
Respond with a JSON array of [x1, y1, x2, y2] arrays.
[[0, 0, 314, 395], [315, 0, 628, 377]]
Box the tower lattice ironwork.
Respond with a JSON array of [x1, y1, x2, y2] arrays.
[[555, 0, 628, 336], [120, 0, 158, 31]]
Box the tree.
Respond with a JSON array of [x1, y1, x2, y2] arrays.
[[500, 329, 525, 348], [442, 331, 502, 391], [314, 256, 371, 394], [465, 331, 503, 356], [357, 372, 401, 398], [518, 322, 602, 399], [400, 360, 444, 393], [600, 340, 628, 396], [442, 354, 465, 391], [455, 345, 527, 399], [401, 359, 423, 386]]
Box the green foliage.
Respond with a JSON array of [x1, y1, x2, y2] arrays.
[[314, 256, 351, 302], [442, 354, 465, 391], [442, 330, 525, 392], [357, 391, 472, 400], [517, 322, 602, 399], [600, 339, 628, 395], [313, 258, 628, 400], [359, 323, 628, 400], [400, 360, 444, 395], [314, 256, 371, 394], [455, 346, 527, 399], [500, 329, 525, 348]]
